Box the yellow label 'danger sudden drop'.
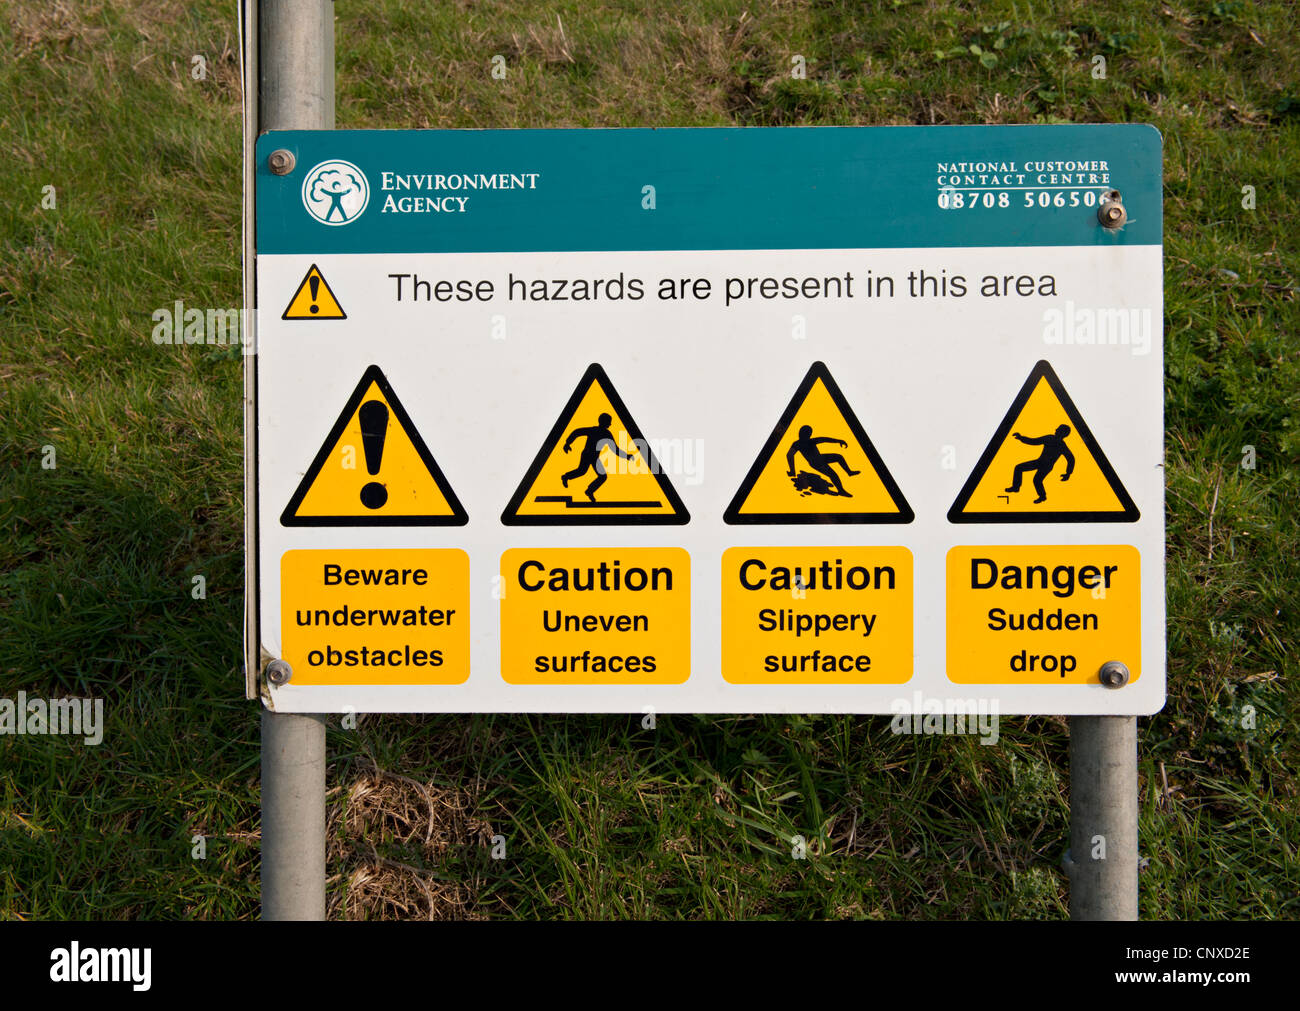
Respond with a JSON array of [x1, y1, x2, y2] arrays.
[[500, 548, 690, 684], [281, 549, 470, 685], [946, 545, 1140, 685], [722, 546, 913, 683]]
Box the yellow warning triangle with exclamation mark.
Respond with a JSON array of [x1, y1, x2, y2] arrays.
[[282, 264, 346, 319], [281, 365, 466, 526]]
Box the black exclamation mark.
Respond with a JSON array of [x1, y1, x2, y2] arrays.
[[358, 400, 389, 509], [308, 273, 320, 314]]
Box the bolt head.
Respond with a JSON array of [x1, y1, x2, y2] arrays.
[[1098, 192, 1127, 228], [1098, 660, 1130, 688], [265, 659, 292, 686], [268, 149, 296, 176]]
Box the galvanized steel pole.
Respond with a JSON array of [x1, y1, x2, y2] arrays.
[[1068, 715, 1139, 920], [258, 0, 334, 921]]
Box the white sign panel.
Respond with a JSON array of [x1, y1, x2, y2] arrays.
[[251, 125, 1164, 715]]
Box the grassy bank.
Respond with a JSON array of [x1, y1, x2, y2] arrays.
[[1, 0, 1296, 919]]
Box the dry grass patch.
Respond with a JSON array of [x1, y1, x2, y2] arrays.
[[328, 759, 498, 920]]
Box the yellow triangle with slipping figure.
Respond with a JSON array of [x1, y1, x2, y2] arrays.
[[501, 363, 689, 525], [947, 359, 1139, 523], [282, 263, 346, 319], [724, 362, 913, 524], [281, 365, 467, 526]]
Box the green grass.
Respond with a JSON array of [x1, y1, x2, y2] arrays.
[[1, 0, 1297, 919]]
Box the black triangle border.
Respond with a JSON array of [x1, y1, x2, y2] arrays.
[[500, 363, 690, 526], [723, 361, 914, 525], [280, 364, 468, 526], [281, 262, 347, 320], [946, 359, 1140, 524]]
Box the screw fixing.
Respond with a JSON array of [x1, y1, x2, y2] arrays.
[[1098, 660, 1130, 688], [268, 149, 296, 176], [1098, 190, 1126, 228], [265, 659, 293, 686]]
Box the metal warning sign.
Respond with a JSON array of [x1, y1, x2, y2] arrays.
[[250, 124, 1165, 715]]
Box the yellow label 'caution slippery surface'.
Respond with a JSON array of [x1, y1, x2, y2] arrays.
[[722, 546, 913, 683]]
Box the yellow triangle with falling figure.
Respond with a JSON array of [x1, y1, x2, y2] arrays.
[[281, 365, 467, 526], [501, 363, 689, 525], [282, 263, 346, 319], [725, 362, 913, 524], [948, 360, 1139, 523]]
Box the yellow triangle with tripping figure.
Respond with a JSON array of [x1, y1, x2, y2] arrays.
[[947, 359, 1139, 523], [501, 363, 689, 525], [281, 365, 467, 526], [725, 362, 913, 524], [282, 263, 346, 319]]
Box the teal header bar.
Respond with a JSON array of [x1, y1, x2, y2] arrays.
[[255, 124, 1161, 254]]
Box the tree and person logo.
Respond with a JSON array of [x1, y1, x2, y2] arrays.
[[301, 159, 370, 226]]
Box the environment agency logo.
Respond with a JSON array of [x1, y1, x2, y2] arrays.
[[301, 159, 369, 225]]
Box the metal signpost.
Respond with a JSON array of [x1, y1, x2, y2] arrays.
[[246, 2, 1163, 921]]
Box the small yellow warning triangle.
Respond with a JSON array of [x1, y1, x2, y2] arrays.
[[281, 364, 466, 526], [501, 363, 689, 525], [282, 264, 346, 319], [725, 362, 912, 524], [948, 360, 1138, 523]]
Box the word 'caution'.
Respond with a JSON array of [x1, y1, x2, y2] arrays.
[[946, 545, 1140, 685], [281, 549, 469, 685], [499, 548, 690, 684], [722, 547, 913, 683]]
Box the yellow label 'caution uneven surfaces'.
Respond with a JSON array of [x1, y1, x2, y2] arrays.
[[946, 544, 1141, 684], [499, 548, 691, 683], [948, 360, 1138, 523], [281, 365, 467, 526], [282, 263, 346, 319], [725, 362, 912, 524], [501, 363, 689, 525], [722, 546, 913, 683], [281, 549, 470, 685]]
